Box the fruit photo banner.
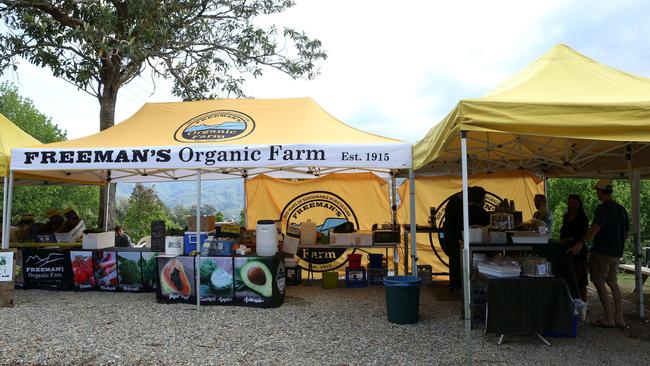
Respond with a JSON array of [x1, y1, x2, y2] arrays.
[[396, 170, 544, 274], [245, 173, 391, 231]]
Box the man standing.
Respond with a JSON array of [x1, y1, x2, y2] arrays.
[[568, 179, 629, 328]]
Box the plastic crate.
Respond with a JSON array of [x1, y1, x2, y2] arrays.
[[286, 266, 302, 286], [368, 267, 388, 285], [345, 267, 368, 288], [183, 232, 209, 255], [417, 265, 433, 285]]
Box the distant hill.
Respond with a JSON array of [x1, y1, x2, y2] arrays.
[[116, 180, 244, 220]]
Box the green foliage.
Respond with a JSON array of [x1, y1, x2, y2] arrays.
[[547, 178, 650, 263], [0, 81, 66, 142], [11, 185, 100, 228], [119, 183, 179, 242], [0, 82, 98, 227], [0, 1, 327, 101]]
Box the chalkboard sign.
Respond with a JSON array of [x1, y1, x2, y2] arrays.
[[150, 220, 166, 252]]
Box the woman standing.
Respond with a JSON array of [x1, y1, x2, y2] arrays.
[[560, 194, 590, 301]]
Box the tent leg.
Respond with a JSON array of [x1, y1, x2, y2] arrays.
[[2, 176, 7, 249], [409, 169, 417, 275], [196, 170, 202, 311], [2, 172, 14, 250], [243, 175, 248, 228], [631, 169, 644, 318], [104, 183, 111, 231], [391, 171, 397, 227], [461, 131, 472, 365]]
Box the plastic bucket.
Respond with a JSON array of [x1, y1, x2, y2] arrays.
[[383, 276, 422, 324], [322, 271, 339, 289], [347, 253, 362, 269], [368, 254, 384, 268]]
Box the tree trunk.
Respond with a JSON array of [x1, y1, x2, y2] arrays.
[[97, 87, 118, 230]]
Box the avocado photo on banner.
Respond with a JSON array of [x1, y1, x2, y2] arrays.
[[234, 257, 274, 305]]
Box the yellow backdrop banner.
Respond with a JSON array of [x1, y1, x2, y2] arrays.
[[246, 173, 393, 273], [396, 170, 544, 275]]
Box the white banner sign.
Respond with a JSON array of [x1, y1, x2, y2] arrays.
[[0, 252, 13, 282], [12, 143, 411, 171]]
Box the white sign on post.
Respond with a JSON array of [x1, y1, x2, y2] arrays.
[[0, 252, 14, 282]]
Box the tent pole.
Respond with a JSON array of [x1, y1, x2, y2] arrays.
[[627, 145, 644, 318], [2, 171, 14, 249], [196, 169, 202, 311], [390, 171, 397, 227], [104, 183, 110, 231], [632, 169, 643, 318], [2, 176, 7, 249], [408, 169, 417, 275], [243, 172, 248, 228], [460, 131, 472, 365]]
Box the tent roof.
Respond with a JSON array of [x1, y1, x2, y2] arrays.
[[413, 44, 650, 177], [0, 113, 40, 177], [11, 98, 410, 183]]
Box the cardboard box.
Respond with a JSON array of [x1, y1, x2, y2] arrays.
[[282, 236, 300, 255], [187, 216, 216, 232], [82, 231, 115, 250], [54, 220, 86, 243], [350, 231, 373, 246], [329, 232, 352, 245]]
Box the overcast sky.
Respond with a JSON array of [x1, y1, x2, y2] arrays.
[[3, 0, 650, 143]]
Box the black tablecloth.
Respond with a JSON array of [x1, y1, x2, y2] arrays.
[[533, 242, 580, 299], [486, 276, 573, 335]]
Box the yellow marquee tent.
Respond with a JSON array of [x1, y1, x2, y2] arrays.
[[414, 44, 650, 177], [413, 44, 650, 332], [11, 97, 411, 183], [0, 113, 40, 177]]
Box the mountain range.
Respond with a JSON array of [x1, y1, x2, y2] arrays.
[[116, 180, 244, 220]]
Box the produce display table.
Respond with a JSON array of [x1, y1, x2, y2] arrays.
[[156, 254, 286, 308], [485, 276, 573, 343], [299, 243, 398, 279], [17, 247, 162, 292]]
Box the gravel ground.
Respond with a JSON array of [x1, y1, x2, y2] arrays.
[[1, 283, 649, 365]]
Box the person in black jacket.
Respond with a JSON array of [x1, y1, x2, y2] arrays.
[[442, 186, 490, 293], [442, 192, 463, 292], [560, 194, 589, 301]]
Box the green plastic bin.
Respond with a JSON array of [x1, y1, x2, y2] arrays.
[[322, 271, 339, 289], [383, 276, 422, 324]]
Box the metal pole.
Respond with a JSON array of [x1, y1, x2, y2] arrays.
[[2, 176, 7, 249], [627, 145, 644, 318], [461, 131, 472, 365], [2, 171, 14, 249], [195, 169, 202, 311], [409, 169, 417, 274], [632, 170, 644, 318], [390, 171, 397, 227], [104, 183, 111, 231]]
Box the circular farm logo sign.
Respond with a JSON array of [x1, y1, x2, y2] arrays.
[[280, 191, 359, 272], [174, 110, 255, 142], [434, 190, 502, 229]]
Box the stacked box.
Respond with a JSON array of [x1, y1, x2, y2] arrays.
[[367, 267, 387, 285], [471, 277, 487, 329], [345, 267, 367, 288], [417, 264, 433, 285], [286, 266, 302, 286]]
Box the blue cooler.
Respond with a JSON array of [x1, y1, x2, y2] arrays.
[[183, 232, 209, 255]]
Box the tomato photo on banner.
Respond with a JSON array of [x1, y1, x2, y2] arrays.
[[70, 251, 95, 290]]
